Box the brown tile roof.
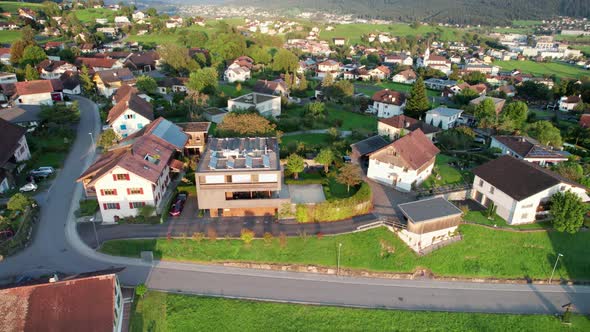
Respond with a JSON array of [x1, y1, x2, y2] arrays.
[[37, 59, 67, 72], [379, 115, 441, 135], [370, 129, 440, 170], [0, 273, 116, 332], [253, 79, 288, 95], [492, 136, 567, 160], [395, 68, 416, 80], [0, 118, 26, 166], [580, 114, 590, 128], [107, 92, 153, 123], [15, 80, 54, 96], [375, 65, 391, 75], [75, 57, 117, 69], [0, 47, 11, 56], [473, 155, 583, 201], [371, 89, 405, 106], [96, 68, 135, 85], [112, 84, 138, 103], [565, 95, 581, 104], [177, 122, 211, 133], [125, 51, 159, 69]]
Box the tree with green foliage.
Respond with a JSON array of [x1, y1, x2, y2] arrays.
[[321, 72, 334, 88], [21, 45, 47, 66], [315, 148, 335, 173], [271, 49, 299, 73], [246, 45, 271, 65], [24, 64, 39, 81], [527, 121, 562, 147], [550, 191, 586, 234], [330, 80, 354, 100], [305, 101, 326, 120], [79, 65, 94, 93], [453, 88, 479, 105], [135, 283, 148, 298], [138, 205, 156, 219], [136, 75, 157, 94], [463, 71, 487, 84], [298, 75, 308, 91], [7, 193, 32, 212], [552, 161, 583, 182], [160, 43, 199, 75], [10, 40, 27, 64], [336, 164, 363, 193], [405, 77, 430, 118], [187, 67, 218, 93], [499, 101, 528, 132], [437, 126, 474, 150], [286, 153, 305, 180], [474, 98, 497, 129], [97, 129, 119, 150], [217, 112, 277, 137]]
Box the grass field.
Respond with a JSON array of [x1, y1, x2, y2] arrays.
[[0, 30, 21, 43], [282, 133, 332, 146], [571, 45, 590, 55], [494, 60, 589, 79], [355, 82, 439, 98], [127, 19, 241, 46], [421, 154, 469, 189], [327, 108, 376, 131], [100, 225, 590, 280], [0, 1, 43, 13], [320, 23, 464, 44], [131, 291, 590, 332], [218, 83, 251, 98], [464, 210, 553, 231], [73, 8, 118, 23]]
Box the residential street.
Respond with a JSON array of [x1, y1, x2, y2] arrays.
[[1, 96, 590, 315]]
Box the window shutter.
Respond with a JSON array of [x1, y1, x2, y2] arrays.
[[116, 203, 120, 210], [113, 189, 117, 195], [113, 174, 117, 181], [140, 188, 144, 194], [129, 202, 133, 209], [127, 188, 130, 195], [100, 189, 104, 196], [125, 174, 130, 180], [103, 203, 107, 210]]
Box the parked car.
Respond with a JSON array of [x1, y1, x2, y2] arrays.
[[169, 193, 188, 217], [29, 167, 55, 178], [19, 183, 38, 192]]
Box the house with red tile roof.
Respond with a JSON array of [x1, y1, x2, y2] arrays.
[[378, 114, 441, 141], [75, 57, 124, 73], [367, 129, 440, 191], [391, 68, 417, 84], [14, 80, 61, 105], [369, 89, 406, 118], [107, 91, 154, 138], [559, 95, 581, 112]]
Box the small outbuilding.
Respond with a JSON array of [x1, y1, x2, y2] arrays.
[[397, 197, 462, 252], [349, 135, 389, 166]]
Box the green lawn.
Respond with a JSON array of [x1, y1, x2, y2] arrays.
[[218, 84, 251, 98], [421, 154, 469, 189], [320, 23, 464, 44], [326, 108, 376, 131], [282, 133, 332, 146], [101, 225, 590, 280], [0, 1, 43, 13], [494, 60, 589, 80], [131, 291, 590, 332], [73, 8, 118, 23], [0, 30, 21, 43], [571, 45, 590, 55], [355, 82, 439, 98], [127, 19, 242, 46], [464, 210, 552, 230]]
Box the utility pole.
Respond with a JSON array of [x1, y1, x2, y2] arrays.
[[337, 243, 342, 276], [549, 253, 563, 284]]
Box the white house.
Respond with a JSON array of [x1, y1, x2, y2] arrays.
[[227, 92, 281, 117], [369, 89, 406, 118], [37, 60, 78, 80], [78, 118, 187, 222], [490, 136, 568, 166], [107, 92, 154, 138], [316, 59, 341, 79], [0, 72, 17, 84], [425, 107, 463, 130], [367, 129, 440, 191], [0, 118, 31, 192], [15, 80, 59, 105], [417, 48, 452, 75], [472, 155, 589, 225], [224, 64, 251, 83], [559, 95, 581, 112], [383, 54, 413, 66], [391, 69, 417, 84], [114, 16, 130, 25], [378, 115, 441, 141], [132, 11, 147, 21]]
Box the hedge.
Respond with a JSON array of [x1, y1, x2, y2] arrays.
[[295, 182, 372, 222], [0, 206, 38, 258], [284, 178, 327, 185]]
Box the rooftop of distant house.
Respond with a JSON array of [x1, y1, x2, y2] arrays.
[[197, 137, 280, 172]]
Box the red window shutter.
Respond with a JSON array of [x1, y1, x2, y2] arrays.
[[140, 188, 144, 194], [113, 174, 117, 181], [100, 189, 104, 196], [129, 202, 133, 209], [127, 188, 130, 195], [125, 174, 130, 180], [142, 202, 146, 206], [103, 203, 107, 210], [116, 203, 120, 210], [113, 189, 117, 195]]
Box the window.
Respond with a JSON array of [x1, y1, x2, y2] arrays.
[[100, 189, 117, 196], [560, 185, 566, 191], [521, 213, 528, 219], [113, 174, 130, 181], [489, 186, 495, 194], [127, 188, 143, 195], [129, 202, 146, 209], [120, 124, 127, 130], [103, 203, 120, 210], [479, 179, 484, 187], [125, 114, 135, 119], [138, 123, 143, 129]]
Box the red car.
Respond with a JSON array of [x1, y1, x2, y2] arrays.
[[169, 193, 187, 217]]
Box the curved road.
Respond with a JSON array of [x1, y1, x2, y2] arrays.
[[1, 96, 590, 315]]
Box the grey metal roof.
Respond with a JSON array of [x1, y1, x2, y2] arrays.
[[428, 107, 463, 117], [0, 105, 42, 124], [398, 197, 463, 223], [150, 119, 187, 150], [350, 135, 389, 156]]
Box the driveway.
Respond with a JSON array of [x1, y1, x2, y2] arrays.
[[288, 184, 326, 204]]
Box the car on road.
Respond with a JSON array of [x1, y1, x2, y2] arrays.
[[169, 193, 188, 217], [19, 183, 38, 192], [29, 167, 55, 178]]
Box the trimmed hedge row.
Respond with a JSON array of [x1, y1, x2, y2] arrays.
[[295, 182, 372, 222]]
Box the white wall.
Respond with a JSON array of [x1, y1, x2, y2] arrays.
[[367, 158, 434, 191], [373, 101, 404, 118], [425, 113, 460, 130], [397, 226, 458, 251], [16, 93, 53, 105], [14, 135, 31, 162], [110, 110, 152, 138], [228, 96, 281, 117]]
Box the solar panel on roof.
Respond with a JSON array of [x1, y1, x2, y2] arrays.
[[245, 155, 253, 168], [227, 157, 235, 169], [209, 156, 218, 170], [262, 155, 270, 168]]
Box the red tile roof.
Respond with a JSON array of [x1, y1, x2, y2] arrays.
[[580, 114, 590, 128], [371, 89, 405, 106], [15, 80, 54, 96], [370, 129, 440, 170], [107, 92, 153, 123], [75, 57, 118, 69]]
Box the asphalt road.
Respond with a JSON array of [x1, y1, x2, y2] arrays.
[[1, 95, 590, 315]]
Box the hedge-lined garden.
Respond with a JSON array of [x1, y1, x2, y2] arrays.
[[295, 183, 372, 222]]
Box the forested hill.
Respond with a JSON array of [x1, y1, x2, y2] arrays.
[[239, 0, 590, 25]]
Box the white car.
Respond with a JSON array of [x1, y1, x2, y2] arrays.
[[19, 183, 38, 192], [29, 167, 55, 178]]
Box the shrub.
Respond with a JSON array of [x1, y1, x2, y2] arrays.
[[279, 232, 287, 248], [7, 194, 33, 212], [207, 227, 217, 242], [192, 232, 204, 242], [263, 232, 273, 246], [135, 283, 148, 298], [295, 182, 372, 222], [240, 229, 255, 245]]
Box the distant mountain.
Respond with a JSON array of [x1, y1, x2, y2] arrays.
[[236, 0, 590, 25]]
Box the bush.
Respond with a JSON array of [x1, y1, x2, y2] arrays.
[[76, 199, 98, 217], [240, 229, 255, 245], [263, 232, 273, 245], [135, 284, 148, 298], [7, 194, 33, 212]]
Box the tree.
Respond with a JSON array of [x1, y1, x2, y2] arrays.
[[336, 164, 362, 193], [217, 112, 277, 137], [21, 45, 47, 66], [159, 43, 199, 75], [405, 77, 430, 118], [315, 148, 334, 173], [463, 71, 487, 84], [240, 229, 255, 246], [453, 88, 479, 105], [135, 284, 147, 298], [79, 65, 94, 93], [298, 75, 308, 91], [550, 191, 586, 234], [474, 98, 497, 129], [136, 75, 157, 94], [10, 40, 27, 64], [499, 101, 528, 132], [321, 72, 334, 88], [271, 49, 299, 73], [305, 101, 326, 120], [24, 64, 39, 81], [187, 67, 218, 93], [527, 121, 562, 147], [97, 129, 118, 150], [330, 80, 354, 99], [8, 193, 32, 211], [552, 161, 583, 182], [285, 153, 305, 179]]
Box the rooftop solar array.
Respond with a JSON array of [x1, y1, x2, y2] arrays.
[[205, 137, 279, 171], [151, 119, 188, 150]]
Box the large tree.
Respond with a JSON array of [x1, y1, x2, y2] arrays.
[[314, 148, 334, 173], [21, 45, 47, 66], [187, 67, 218, 94], [136, 75, 157, 94], [159, 43, 200, 75], [217, 112, 277, 137], [79, 65, 94, 93], [97, 129, 119, 150], [474, 98, 497, 129], [285, 153, 305, 180], [271, 49, 299, 73], [499, 101, 528, 132], [552, 161, 583, 182], [306, 101, 326, 120], [527, 120, 562, 147], [550, 191, 586, 234], [405, 76, 430, 118], [24, 64, 39, 81], [336, 164, 363, 193]]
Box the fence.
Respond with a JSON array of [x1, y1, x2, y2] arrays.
[[416, 184, 472, 199]]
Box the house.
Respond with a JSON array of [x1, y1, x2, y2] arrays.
[[333, 37, 345, 46], [0, 119, 31, 191], [114, 16, 130, 25], [195, 137, 290, 217], [124, 51, 160, 73], [559, 95, 581, 112], [0, 269, 124, 332], [391, 69, 417, 84], [472, 155, 589, 225], [202, 107, 228, 124], [378, 115, 441, 141], [15, 80, 61, 105], [490, 136, 568, 166], [227, 92, 281, 117], [369, 66, 391, 80], [316, 59, 341, 79], [78, 118, 187, 222], [60, 71, 82, 95], [0, 48, 12, 65], [95, 18, 108, 25], [76, 57, 123, 72], [18, 8, 37, 21], [350, 135, 390, 165], [252, 79, 289, 96], [367, 129, 440, 191], [156, 77, 188, 94], [580, 113, 590, 128], [496, 84, 516, 97], [425, 107, 463, 129], [0, 104, 42, 130], [107, 92, 154, 138], [44, 41, 65, 51], [469, 96, 506, 115], [94, 68, 136, 97], [417, 48, 452, 75], [0, 72, 17, 84], [424, 78, 457, 90], [443, 82, 487, 98], [383, 54, 413, 66], [177, 122, 211, 155], [37, 59, 78, 80], [224, 63, 251, 83], [397, 197, 462, 251], [132, 11, 147, 21], [96, 27, 118, 37], [369, 89, 406, 118]]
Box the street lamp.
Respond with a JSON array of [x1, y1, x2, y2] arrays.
[[337, 243, 342, 276], [88, 132, 95, 150], [90, 217, 100, 249], [549, 253, 564, 284]]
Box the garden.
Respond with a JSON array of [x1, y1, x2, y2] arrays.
[[421, 154, 473, 189], [0, 194, 38, 258]]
